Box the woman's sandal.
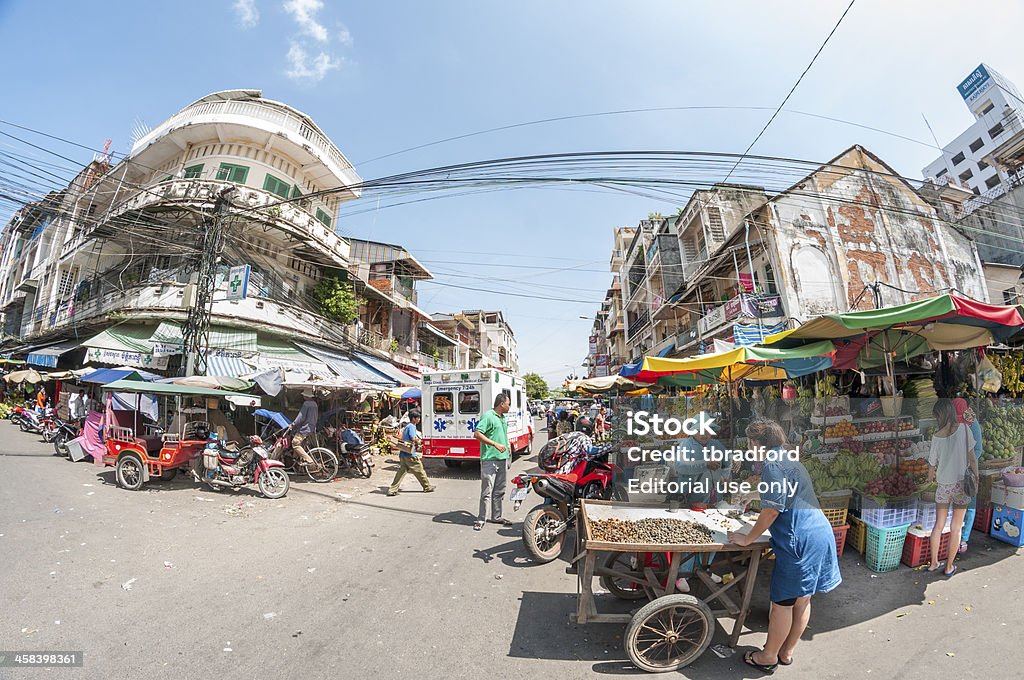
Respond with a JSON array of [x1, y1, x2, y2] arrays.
[[926, 562, 945, 573], [743, 651, 778, 675], [944, 565, 958, 577]]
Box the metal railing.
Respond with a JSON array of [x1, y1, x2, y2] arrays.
[[132, 99, 359, 186]]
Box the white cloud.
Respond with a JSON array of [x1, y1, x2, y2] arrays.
[[233, 0, 259, 28], [283, 0, 329, 43], [335, 22, 353, 47], [285, 42, 340, 83]]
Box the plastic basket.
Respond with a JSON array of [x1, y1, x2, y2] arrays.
[[914, 503, 954, 532], [860, 496, 918, 529], [817, 491, 852, 528], [974, 503, 993, 535], [901, 527, 950, 568], [832, 524, 849, 557], [848, 516, 867, 554], [1002, 469, 1024, 488], [865, 523, 911, 573]]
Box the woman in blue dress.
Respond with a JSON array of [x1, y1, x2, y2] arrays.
[[728, 419, 842, 674]]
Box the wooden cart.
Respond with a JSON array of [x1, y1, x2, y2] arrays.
[[572, 500, 770, 673]]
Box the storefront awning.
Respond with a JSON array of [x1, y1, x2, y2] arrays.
[[26, 339, 81, 368], [354, 352, 418, 386], [295, 343, 398, 386], [81, 325, 169, 371], [206, 354, 255, 378], [254, 337, 331, 376], [149, 321, 258, 356]]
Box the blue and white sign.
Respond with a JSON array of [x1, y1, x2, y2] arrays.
[[226, 264, 250, 301], [958, 64, 994, 106]]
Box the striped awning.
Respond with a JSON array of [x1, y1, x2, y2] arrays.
[[26, 339, 81, 368], [82, 325, 169, 370], [254, 337, 331, 376], [354, 352, 417, 386], [206, 354, 255, 377], [295, 343, 397, 386], [149, 321, 257, 356]]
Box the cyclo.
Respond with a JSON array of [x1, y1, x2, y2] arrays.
[[100, 379, 267, 492], [254, 408, 338, 482]]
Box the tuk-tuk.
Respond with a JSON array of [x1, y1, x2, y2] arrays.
[[99, 378, 260, 491]]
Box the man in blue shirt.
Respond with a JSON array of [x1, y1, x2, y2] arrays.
[[288, 389, 319, 466], [387, 410, 435, 496]]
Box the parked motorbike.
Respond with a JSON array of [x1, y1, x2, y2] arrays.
[[51, 418, 82, 458], [265, 429, 339, 482], [511, 441, 618, 563], [193, 435, 290, 499], [39, 408, 60, 442], [326, 426, 373, 478], [14, 406, 49, 434]]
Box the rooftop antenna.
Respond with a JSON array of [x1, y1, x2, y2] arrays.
[[129, 118, 151, 147]]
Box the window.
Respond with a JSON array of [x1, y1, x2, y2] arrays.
[[951, 152, 966, 165], [183, 164, 203, 179], [291, 185, 309, 208], [215, 163, 249, 183], [935, 168, 948, 178], [315, 207, 333, 227], [1004, 289, 1018, 305], [515, 390, 522, 409], [981, 101, 995, 115], [501, 389, 511, 408], [458, 391, 480, 414], [986, 175, 1002, 190], [263, 173, 291, 199], [969, 138, 985, 153], [432, 392, 453, 414], [959, 169, 974, 182], [989, 123, 1004, 139], [57, 267, 77, 298], [978, 160, 989, 170], [972, 187, 981, 195]]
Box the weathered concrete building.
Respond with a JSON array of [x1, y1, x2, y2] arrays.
[[660, 145, 989, 354]]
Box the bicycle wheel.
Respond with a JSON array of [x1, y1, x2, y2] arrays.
[[305, 447, 338, 482]]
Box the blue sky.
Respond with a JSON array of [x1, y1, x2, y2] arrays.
[[2, 0, 1024, 385]]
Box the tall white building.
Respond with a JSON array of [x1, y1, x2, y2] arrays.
[[923, 64, 1024, 195]]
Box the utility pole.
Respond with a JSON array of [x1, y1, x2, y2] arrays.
[[181, 187, 235, 376]]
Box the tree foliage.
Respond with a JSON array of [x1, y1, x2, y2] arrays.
[[313, 276, 359, 324], [523, 372, 549, 401]]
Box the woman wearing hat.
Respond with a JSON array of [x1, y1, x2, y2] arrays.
[[953, 398, 984, 554]]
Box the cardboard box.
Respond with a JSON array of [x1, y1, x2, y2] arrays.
[[991, 481, 1024, 510], [991, 505, 1024, 547]]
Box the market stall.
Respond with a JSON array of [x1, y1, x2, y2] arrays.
[[573, 500, 769, 672]]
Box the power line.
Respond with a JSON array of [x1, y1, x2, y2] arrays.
[[722, 0, 857, 184]]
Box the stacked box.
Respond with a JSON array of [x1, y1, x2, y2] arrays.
[[860, 496, 918, 529], [973, 503, 993, 535], [914, 503, 954, 532], [833, 524, 849, 557], [991, 481, 1024, 510], [848, 516, 867, 554], [865, 523, 912, 573]]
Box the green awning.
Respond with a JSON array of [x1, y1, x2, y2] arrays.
[[82, 325, 156, 353], [101, 378, 252, 398], [149, 321, 257, 355]]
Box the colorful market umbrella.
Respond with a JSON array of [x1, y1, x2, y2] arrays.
[[620, 340, 835, 384], [764, 294, 1024, 347]]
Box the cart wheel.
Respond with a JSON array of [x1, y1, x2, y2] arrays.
[[601, 552, 670, 601], [624, 594, 715, 672], [159, 468, 178, 482], [116, 453, 146, 491], [305, 447, 338, 482]]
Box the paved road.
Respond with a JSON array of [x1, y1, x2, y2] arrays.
[[1, 419, 1022, 679]]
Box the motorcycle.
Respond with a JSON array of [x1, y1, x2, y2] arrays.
[[325, 426, 374, 478], [39, 408, 60, 442], [265, 429, 339, 482], [51, 418, 82, 458], [511, 441, 618, 563], [14, 406, 49, 434], [193, 435, 290, 499]]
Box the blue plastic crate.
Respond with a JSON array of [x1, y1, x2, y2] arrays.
[[865, 522, 911, 573]]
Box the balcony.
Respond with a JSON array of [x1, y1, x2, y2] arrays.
[[130, 95, 361, 196], [417, 351, 454, 371], [74, 179, 349, 268], [697, 293, 785, 337], [627, 311, 650, 340], [359, 326, 389, 351]]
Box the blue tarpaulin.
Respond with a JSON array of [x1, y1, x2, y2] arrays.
[[79, 367, 162, 384], [254, 408, 291, 429]]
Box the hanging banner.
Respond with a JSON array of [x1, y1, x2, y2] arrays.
[[741, 294, 784, 319], [739, 272, 755, 293], [85, 347, 169, 370], [226, 264, 251, 301]]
